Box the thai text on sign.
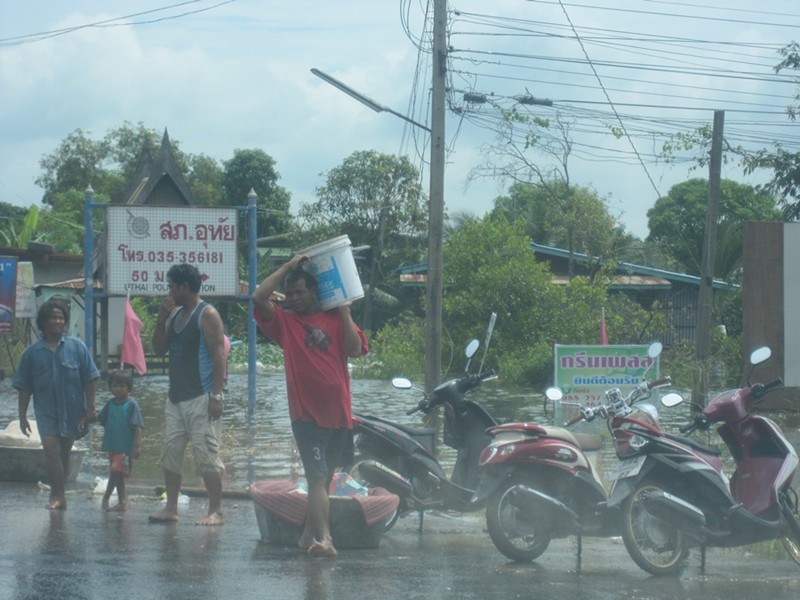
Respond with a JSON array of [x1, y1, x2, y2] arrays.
[[106, 206, 239, 296]]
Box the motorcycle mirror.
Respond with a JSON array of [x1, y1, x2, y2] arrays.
[[647, 342, 663, 358], [545, 387, 564, 401], [391, 377, 413, 390], [465, 339, 480, 359], [660, 392, 683, 408], [750, 346, 771, 366]]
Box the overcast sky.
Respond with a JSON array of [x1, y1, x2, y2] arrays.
[[1, 0, 799, 239]]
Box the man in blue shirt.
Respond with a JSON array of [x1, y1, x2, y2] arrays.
[[13, 297, 100, 510]]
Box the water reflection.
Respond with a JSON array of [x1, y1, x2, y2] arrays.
[[0, 373, 708, 489]]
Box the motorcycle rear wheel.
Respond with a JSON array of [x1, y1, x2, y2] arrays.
[[779, 489, 800, 567], [621, 481, 688, 576], [485, 477, 552, 562]]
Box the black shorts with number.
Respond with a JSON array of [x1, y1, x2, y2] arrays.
[[291, 420, 354, 481]]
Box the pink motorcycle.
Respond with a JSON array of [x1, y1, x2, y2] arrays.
[[608, 346, 800, 575]]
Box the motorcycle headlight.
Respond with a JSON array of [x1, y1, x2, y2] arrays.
[[613, 429, 649, 457]]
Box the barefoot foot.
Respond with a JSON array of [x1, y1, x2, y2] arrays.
[[148, 509, 179, 523], [196, 511, 224, 526], [307, 539, 337, 558], [108, 502, 127, 512]]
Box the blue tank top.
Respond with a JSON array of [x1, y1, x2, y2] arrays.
[[167, 302, 212, 403]]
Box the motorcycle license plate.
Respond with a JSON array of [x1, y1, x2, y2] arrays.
[[604, 455, 646, 481]]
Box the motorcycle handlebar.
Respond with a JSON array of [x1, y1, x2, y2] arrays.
[[407, 369, 498, 415], [679, 412, 707, 434], [648, 376, 671, 389]]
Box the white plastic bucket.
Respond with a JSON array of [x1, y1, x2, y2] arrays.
[[298, 235, 364, 310]]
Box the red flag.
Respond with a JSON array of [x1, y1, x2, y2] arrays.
[[121, 297, 147, 375], [600, 307, 609, 345]]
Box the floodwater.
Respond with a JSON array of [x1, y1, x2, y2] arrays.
[[0, 370, 556, 490]]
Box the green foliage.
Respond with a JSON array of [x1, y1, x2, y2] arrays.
[[222, 148, 293, 236], [660, 329, 742, 391], [491, 180, 621, 261], [646, 178, 780, 276], [0, 203, 38, 247], [367, 313, 426, 380]]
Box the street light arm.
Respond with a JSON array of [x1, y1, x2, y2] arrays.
[[311, 68, 384, 113], [311, 68, 431, 132]]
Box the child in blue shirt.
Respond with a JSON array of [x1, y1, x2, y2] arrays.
[[98, 370, 143, 511]]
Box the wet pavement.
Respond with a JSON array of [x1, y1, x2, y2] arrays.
[[1, 480, 799, 600]]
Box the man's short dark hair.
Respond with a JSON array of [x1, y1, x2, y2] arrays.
[[285, 267, 317, 291], [167, 263, 202, 293], [36, 297, 70, 332]]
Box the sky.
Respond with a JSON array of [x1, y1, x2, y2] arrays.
[[1, 0, 799, 240]]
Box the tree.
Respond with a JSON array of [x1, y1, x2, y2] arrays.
[[474, 109, 629, 277], [646, 178, 780, 277], [222, 148, 292, 236], [491, 180, 623, 271], [742, 42, 800, 219], [0, 201, 33, 247], [299, 150, 428, 332], [372, 214, 659, 385]]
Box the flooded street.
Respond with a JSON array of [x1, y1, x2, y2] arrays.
[[3, 372, 800, 599], [0, 370, 543, 490]]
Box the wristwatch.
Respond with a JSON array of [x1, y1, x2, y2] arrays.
[[209, 392, 224, 402]]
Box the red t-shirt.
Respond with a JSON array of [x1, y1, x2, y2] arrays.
[[254, 304, 368, 428]]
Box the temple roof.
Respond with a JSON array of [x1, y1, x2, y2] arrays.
[[120, 129, 197, 206]]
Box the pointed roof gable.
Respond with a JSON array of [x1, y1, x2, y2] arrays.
[[123, 129, 198, 206]]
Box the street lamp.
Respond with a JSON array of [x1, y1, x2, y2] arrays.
[[311, 65, 444, 392], [311, 69, 430, 133]]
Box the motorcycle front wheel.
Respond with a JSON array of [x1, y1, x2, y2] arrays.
[[621, 481, 688, 576], [779, 489, 800, 567], [485, 477, 552, 562]]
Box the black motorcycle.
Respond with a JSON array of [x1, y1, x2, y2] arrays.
[[351, 314, 498, 529]]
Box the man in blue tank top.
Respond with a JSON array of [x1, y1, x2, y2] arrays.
[[148, 264, 227, 526]]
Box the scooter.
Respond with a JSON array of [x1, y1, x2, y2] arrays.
[[608, 346, 800, 575], [351, 313, 499, 530], [474, 342, 672, 564]]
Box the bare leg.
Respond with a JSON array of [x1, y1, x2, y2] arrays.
[[196, 470, 224, 526], [102, 471, 117, 511], [42, 435, 71, 510], [149, 468, 181, 522], [305, 476, 337, 557], [108, 474, 127, 512]]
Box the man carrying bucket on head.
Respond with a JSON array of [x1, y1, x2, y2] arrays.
[[253, 253, 368, 557]]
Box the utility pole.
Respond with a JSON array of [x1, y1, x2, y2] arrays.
[[424, 0, 447, 393], [694, 109, 724, 406]]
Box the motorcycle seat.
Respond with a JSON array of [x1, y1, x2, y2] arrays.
[[354, 413, 439, 439]]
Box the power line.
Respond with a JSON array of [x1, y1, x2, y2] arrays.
[[0, 0, 236, 46]]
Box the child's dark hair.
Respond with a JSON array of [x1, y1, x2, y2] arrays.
[[108, 369, 134, 391]]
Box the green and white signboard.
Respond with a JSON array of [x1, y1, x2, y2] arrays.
[[552, 344, 660, 424]]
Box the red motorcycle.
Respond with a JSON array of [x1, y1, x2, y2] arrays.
[[475, 343, 671, 563], [607, 346, 800, 575]]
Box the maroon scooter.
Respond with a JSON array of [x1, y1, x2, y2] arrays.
[[607, 346, 800, 575]]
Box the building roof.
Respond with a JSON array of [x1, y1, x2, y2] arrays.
[[120, 129, 197, 206], [394, 244, 739, 292], [530, 243, 739, 292]]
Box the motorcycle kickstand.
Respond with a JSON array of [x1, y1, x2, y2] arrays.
[[576, 534, 583, 572], [418, 510, 424, 532], [700, 544, 706, 573]]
